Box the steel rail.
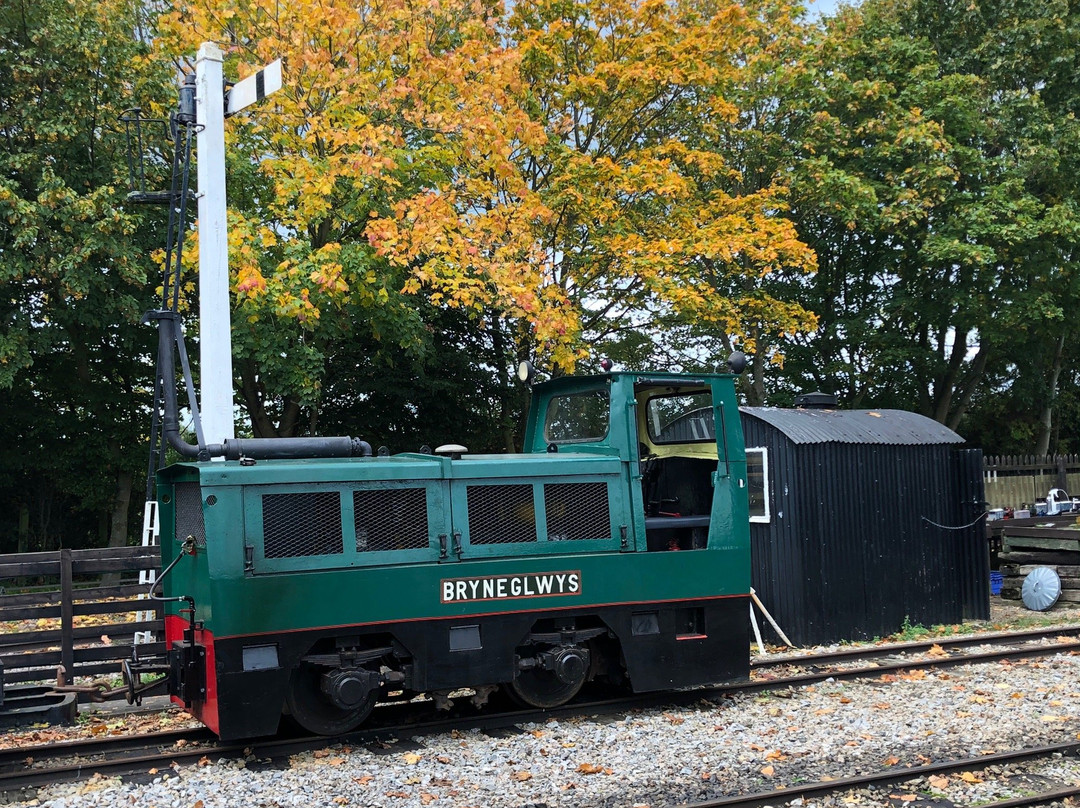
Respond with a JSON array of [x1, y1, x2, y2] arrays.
[[682, 740, 1080, 808], [751, 623, 1080, 672], [6, 626, 1080, 797]]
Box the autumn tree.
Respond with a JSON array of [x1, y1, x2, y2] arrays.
[[157, 0, 819, 443], [158, 0, 562, 441], [504, 0, 818, 386]]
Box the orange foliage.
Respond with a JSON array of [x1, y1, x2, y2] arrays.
[[157, 0, 817, 372]]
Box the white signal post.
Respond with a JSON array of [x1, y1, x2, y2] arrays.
[[194, 45, 282, 447]]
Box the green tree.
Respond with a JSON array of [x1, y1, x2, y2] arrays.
[[0, 0, 172, 549], [781, 0, 1080, 443]]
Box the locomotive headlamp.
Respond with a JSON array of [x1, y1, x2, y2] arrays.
[[517, 360, 537, 386], [725, 351, 748, 374]]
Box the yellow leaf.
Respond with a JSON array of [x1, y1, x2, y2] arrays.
[[403, 753, 423, 764], [960, 772, 982, 784]]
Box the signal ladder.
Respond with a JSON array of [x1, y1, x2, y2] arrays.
[[134, 501, 159, 644]]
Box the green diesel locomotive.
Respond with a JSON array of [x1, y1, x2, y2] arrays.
[[129, 362, 751, 740]]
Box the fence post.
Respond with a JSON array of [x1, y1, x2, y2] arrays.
[[1057, 455, 1068, 491], [59, 547, 74, 678]]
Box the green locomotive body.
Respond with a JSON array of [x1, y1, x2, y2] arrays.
[[153, 369, 750, 739]]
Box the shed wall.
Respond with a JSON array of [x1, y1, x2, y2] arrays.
[[742, 416, 987, 646]]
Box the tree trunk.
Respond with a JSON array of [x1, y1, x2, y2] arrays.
[[109, 469, 134, 548], [239, 359, 281, 437], [17, 504, 29, 554], [1035, 332, 1067, 456], [745, 347, 766, 406]]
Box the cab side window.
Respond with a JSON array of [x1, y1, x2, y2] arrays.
[[544, 391, 610, 444]]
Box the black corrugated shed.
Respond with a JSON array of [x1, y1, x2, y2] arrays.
[[740, 407, 988, 647]]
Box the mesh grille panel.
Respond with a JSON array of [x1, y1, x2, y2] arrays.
[[544, 482, 611, 541], [467, 484, 537, 545], [174, 483, 206, 547], [353, 488, 429, 552], [263, 492, 343, 558]]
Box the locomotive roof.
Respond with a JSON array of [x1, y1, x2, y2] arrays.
[[533, 369, 732, 392]]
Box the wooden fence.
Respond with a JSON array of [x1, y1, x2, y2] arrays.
[[0, 546, 164, 690], [984, 454, 1080, 510]]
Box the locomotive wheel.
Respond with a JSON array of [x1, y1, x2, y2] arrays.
[[507, 647, 588, 709], [285, 661, 376, 736]]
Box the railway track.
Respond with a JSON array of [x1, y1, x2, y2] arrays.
[[4, 625, 1080, 800], [684, 740, 1080, 808]]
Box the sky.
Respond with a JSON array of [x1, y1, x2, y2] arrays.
[[808, 0, 843, 17]]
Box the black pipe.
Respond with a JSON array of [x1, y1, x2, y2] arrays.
[[148, 310, 372, 462]]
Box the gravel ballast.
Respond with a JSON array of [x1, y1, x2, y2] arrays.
[[17, 639, 1080, 808]]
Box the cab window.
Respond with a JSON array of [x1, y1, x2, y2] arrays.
[[544, 390, 610, 443], [646, 392, 713, 444]]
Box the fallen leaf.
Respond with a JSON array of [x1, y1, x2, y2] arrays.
[[354, 775, 373, 786], [512, 771, 533, 781], [760, 765, 775, 777], [765, 750, 787, 761], [198, 756, 211, 766], [420, 794, 437, 804], [578, 763, 604, 775], [873, 703, 891, 710], [928, 775, 949, 789], [884, 756, 900, 766], [403, 753, 423, 764], [927, 644, 948, 657], [960, 772, 982, 784]]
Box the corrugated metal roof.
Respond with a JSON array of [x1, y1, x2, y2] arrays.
[[739, 407, 964, 446]]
